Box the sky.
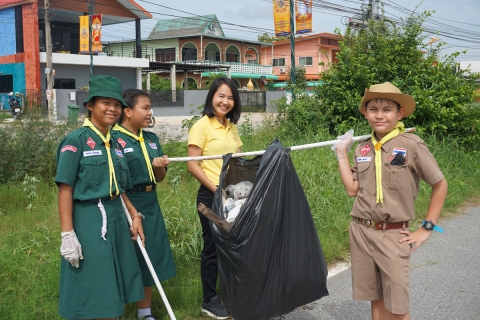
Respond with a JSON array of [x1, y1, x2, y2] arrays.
[[102, 0, 480, 61]]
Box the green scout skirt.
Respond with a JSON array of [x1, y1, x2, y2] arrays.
[[58, 197, 144, 319], [127, 190, 176, 287]]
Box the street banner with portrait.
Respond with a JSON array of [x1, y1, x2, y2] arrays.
[[79, 15, 89, 54], [273, 0, 291, 37], [295, 0, 312, 34], [91, 15, 103, 53]]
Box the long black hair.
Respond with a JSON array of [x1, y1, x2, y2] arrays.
[[118, 88, 150, 123], [203, 77, 241, 124]]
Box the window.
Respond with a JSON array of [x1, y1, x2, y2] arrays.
[[54, 78, 76, 89], [156, 48, 176, 62], [247, 59, 257, 64], [299, 57, 313, 66], [204, 51, 220, 61], [226, 52, 238, 63], [181, 48, 197, 61], [272, 58, 285, 67], [0, 75, 14, 93]]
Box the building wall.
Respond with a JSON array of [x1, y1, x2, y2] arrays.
[[0, 8, 16, 56], [106, 38, 179, 60], [39, 63, 137, 116], [260, 36, 338, 80], [23, 2, 40, 90]]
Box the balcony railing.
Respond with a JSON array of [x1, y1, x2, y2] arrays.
[[182, 60, 272, 74]]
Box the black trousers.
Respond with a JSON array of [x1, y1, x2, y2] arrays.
[[196, 184, 218, 303]]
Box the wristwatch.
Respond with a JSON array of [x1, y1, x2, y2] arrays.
[[422, 220, 444, 233]]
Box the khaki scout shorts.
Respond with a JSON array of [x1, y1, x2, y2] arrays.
[[349, 219, 411, 314]]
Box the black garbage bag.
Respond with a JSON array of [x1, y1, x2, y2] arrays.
[[210, 139, 329, 320]]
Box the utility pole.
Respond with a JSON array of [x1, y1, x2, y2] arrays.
[[44, 0, 53, 119], [289, 0, 296, 101], [372, 0, 380, 20], [88, 0, 95, 78]]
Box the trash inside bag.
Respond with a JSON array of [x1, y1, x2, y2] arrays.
[[210, 139, 329, 320]]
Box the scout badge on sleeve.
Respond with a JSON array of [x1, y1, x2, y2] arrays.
[[360, 144, 371, 156], [117, 137, 127, 148]]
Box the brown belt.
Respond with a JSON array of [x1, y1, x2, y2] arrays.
[[355, 217, 409, 230]]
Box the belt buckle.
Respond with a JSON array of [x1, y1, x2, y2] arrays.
[[362, 219, 375, 229], [145, 185, 153, 192]]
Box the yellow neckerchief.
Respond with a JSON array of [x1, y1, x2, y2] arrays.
[[112, 124, 156, 183], [83, 118, 119, 197], [371, 121, 405, 203]]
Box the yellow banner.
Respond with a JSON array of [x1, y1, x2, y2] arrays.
[[273, 0, 290, 37], [79, 15, 89, 54], [92, 15, 103, 53], [295, 0, 313, 34]]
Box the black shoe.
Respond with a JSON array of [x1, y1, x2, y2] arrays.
[[139, 315, 158, 320], [201, 296, 230, 319]]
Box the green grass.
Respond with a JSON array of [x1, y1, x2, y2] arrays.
[[0, 112, 13, 123], [1, 114, 479, 319]]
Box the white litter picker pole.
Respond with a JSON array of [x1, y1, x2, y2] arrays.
[[120, 198, 177, 320], [169, 128, 416, 162]]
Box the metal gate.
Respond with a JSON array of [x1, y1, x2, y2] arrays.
[[239, 91, 266, 112]]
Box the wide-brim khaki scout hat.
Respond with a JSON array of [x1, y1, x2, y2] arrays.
[[83, 75, 128, 108], [359, 82, 416, 117]]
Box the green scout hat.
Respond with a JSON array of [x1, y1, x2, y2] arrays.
[[83, 75, 128, 108], [359, 82, 416, 117]]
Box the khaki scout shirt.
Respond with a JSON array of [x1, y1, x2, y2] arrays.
[[351, 133, 444, 222]]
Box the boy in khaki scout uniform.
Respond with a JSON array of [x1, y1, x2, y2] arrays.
[[332, 82, 448, 320], [56, 75, 146, 319]]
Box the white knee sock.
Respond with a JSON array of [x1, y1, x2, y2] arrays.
[[138, 307, 152, 318]]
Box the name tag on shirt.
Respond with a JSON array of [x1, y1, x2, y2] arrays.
[[356, 157, 372, 162], [83, 150, 102, 157], [124, 147, 134, 153]]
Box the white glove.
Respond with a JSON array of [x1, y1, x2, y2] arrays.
[[331, 129, 354, 156], [60, 230, 83, 268]]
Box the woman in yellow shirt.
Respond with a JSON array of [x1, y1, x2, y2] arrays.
[[187, 77, 242, 319]]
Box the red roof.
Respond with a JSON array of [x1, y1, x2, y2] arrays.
[[0, 0, 33, 7]]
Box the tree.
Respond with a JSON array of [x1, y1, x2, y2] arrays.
[[145, 74, 182, 91], [257, 33, 288, 43], [286, 65, 308, 93], [313, 11, 479, 147], [201, 73, 228, 90]]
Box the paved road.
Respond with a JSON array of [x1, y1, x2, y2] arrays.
[[280, 206, 480, 320], [149, 113, 266, 141]]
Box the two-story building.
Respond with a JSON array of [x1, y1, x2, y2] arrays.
[[261, 32, 340, 89], [0, 0, 153, 117], [104, 14, 279, 90]]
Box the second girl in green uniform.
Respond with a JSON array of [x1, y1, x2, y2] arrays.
[[112, 88, 176, 320]]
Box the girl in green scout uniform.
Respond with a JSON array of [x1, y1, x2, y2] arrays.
[[56, 75, 146, 319], [332, 82, 448, 320], [111, 88, 176, 320], [187, 77, 243, 319]]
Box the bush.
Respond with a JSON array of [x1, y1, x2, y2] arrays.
[[310, 11, 480, 148], [0, 111, 76, 183]]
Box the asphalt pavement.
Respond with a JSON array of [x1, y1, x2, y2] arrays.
[[280, 206, 480, 320]]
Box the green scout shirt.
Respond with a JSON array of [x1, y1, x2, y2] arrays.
[[111, 129, 165, 187], [55, 127, 131, 200]]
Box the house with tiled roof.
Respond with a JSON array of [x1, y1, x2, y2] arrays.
[[105, 14, 278, 90], [261, 32, 340, 89]]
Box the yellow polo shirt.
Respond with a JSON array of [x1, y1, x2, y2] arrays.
[[188, 115, 243, 185]]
